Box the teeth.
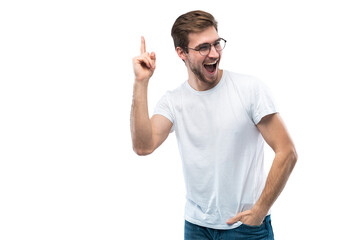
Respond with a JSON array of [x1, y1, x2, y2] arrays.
[[204, 61, 218, 65]]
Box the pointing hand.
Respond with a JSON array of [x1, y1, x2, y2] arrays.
[[132, 36, 156, 82]]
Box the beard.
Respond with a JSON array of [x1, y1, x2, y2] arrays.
[[187, 56, 219, 85]]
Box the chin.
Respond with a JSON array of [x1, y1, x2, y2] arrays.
[[189, 60, 221, 85], [203, 68, 219, 83]]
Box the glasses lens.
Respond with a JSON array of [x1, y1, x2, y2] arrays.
[[198, 39, 226, 56], [199, 45, 211, 56], [216, 39, 226, 51], [221, 39, 226, 49]]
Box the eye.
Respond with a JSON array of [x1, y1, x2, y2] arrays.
[[214, 41, 221, 49], [198, 45, 210, 51]]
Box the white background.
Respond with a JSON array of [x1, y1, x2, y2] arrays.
[[1, 0, 359, 239]]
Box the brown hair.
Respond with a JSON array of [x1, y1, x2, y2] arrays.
[[171, 10, 218, 52]]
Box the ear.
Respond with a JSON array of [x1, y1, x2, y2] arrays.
[[176, 47, 187, 62]]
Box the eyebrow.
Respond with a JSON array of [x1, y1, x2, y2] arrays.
[[194, 38, 222, 49]]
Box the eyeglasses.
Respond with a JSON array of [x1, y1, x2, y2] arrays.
[[185, 38, 227, 56]]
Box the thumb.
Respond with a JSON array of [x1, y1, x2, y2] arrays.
[[150, 52, 156, 70], [150, 52, 156, 60]]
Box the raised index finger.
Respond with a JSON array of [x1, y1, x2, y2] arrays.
[[140, 36, 146, 54]]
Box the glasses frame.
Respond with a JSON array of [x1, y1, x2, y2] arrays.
[[185, 38, 227, 56]]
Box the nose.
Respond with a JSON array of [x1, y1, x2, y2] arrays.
[[208, 45, 219, 58]]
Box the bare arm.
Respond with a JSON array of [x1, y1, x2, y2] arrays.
[[131, 37, 172, 155], [227, 113, 297, 225]]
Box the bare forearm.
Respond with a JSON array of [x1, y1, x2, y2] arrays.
[[226, 114, 297, 226], [130, 81, 154, 155], [253, 148, 297, 216]]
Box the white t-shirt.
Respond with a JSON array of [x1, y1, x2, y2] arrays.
[[153, 70, 278, 229]]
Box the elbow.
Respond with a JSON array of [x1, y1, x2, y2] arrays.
[[287, 147, 298, 168], [132, 146, 154, 156], [277, 146, 298, 169], [131, 137, 155, 156]]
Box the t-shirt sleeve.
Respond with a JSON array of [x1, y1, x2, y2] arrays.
[[251, 78, 278, 125], [153, 92, 175, 133]]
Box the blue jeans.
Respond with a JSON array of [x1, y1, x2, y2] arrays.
[[184, 215, 274, 240]]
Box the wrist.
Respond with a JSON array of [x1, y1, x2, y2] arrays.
[[252, 202, 270, 219], [134, 78, 149, 87]]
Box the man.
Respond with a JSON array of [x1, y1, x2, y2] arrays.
[[131, 10, 297, 240]]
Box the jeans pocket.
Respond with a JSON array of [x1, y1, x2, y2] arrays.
[[232, 216, 273, 240], [234, 222, 269, 240], [240, 222, 265, 229]]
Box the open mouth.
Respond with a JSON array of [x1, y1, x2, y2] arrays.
[[203, 60, 218, 74]]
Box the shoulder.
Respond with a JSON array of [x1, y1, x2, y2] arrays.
[[225, 70, 261, 84], [161, 81, 187, 100], [154, 82, 186, 112], [224, 70, 263, 92]]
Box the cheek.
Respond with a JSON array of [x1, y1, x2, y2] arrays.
[[196, 57, 206, 67], [188, 56, 203, 68]]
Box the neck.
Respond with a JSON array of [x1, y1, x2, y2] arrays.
[[187, 69, 223, 91]]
